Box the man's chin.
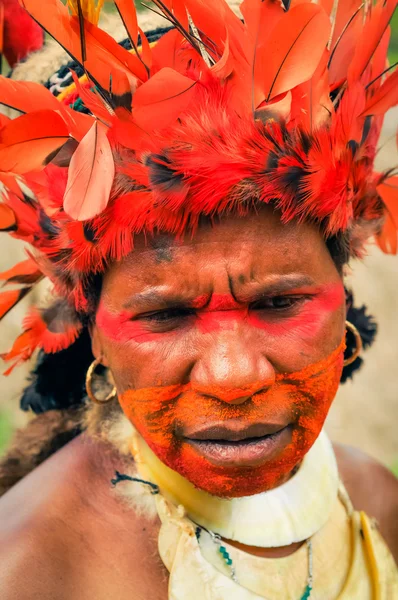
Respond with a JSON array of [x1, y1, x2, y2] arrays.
[[169, 445, 305, 498]]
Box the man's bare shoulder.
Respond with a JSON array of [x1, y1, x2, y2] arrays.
[[0, 438, 87, 600], [334, 442, 398, 561], [0, 520, 63, 600], [0, 435, 166, 600]]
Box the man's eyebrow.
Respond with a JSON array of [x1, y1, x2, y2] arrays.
[[122, 289, 198, 310], [246, 275, 317, 297], [122, 275, 316, 310]]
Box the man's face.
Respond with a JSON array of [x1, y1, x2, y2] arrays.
[[92, 207, 345, 497]]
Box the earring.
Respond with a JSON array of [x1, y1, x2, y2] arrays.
[[86, 357, 117, 404], [343, 321, 363, 367]]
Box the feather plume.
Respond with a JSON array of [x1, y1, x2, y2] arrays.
[[0, 288, 31, 320], [0, 258, 42, 286], [132, 67, 197, 129], [0, 204, 16, 231], [1, 302, 82, 373], [0, 110, 69, 174], [114, 0, 139, 47], [21, 0, 148, 88], [0, 76, 61, 114], [377, 177, 398, 254], [255, 4, 331, 103], [63, 121, 115, 221], [328, 3, 363, 86], [348, 0, 396, 83], [361, 68, 398, 116]]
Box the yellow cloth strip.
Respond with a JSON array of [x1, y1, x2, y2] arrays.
[[360, 511, 381, 600]]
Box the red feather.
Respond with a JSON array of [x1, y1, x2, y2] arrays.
[[348, 0, 396, 83], [290, 49, 333, 130], [328, 3, 362, 86], [1, 304, 82, 373], [362, 68, 398, 117], [138, 27, 152, 71], [63, 121, 115, 221], [255, 3, 331, 103], [71, 71, 112, 124], [240, 0, 283, 43], [132, 67, 197, 129]]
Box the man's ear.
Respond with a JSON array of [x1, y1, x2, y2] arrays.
[[89, 323, 110, 367]]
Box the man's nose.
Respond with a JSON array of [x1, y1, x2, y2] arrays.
[[190, 332, 275, 405]]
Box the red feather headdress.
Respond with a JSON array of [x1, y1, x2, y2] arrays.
[[0, 0, 397, 371]]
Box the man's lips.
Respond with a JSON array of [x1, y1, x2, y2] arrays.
[[182, 421, 288, 442], [182, 423, 292, 468]]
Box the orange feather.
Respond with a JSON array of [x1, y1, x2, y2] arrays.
[[0, 110, 69, 175], [114, 0, 139, 47], [132, 67, 197, 129], [255, 3, 331, 103], [0, 204, 16, 231], [63, 121, 115, 221], [0, 76, 61, 114], [0, 288, 30, 320], [0, 173, 22, 198], [377, 177, 398, 255], [0, 258, 42, 285], [21, 0, 148, 88]]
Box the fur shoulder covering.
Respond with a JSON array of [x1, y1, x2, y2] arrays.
[[0, 408, 82, 497]]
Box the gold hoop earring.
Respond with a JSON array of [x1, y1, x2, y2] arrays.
[[343, 321, 363, 367], [86, 357, 117, 404]]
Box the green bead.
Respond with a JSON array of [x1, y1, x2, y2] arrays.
[[300, 585, 312, 600], [225, 557, 233, 566], [219, 545, 226, 554]]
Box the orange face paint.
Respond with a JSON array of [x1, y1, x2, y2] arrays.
[[119, 340, 345, 498]]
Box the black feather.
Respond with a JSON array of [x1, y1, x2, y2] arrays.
[[20, 327, 93, 414]]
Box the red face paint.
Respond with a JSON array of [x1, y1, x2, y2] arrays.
[[118, 340, 345, 498], [96, 303, 164, 343], [97, 282, 344, 342]]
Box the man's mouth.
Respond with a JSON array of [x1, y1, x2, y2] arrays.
[[183, 423, 292, 468]]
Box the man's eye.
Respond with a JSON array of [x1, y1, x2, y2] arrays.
[[251, 296, 304, 311], [139, 307, 195, 323]]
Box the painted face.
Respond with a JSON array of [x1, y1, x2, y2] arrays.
[[92, 207, 346, 497]]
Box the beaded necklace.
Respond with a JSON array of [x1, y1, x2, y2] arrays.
[[198, 526, 313, 600]]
